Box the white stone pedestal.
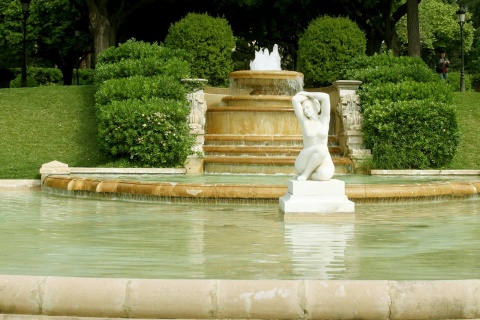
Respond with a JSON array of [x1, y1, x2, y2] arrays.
[[279, 179, 354, 214]]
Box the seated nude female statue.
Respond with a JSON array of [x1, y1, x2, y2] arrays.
[[292, 91, 334, 181]]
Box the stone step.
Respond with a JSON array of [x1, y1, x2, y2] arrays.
[[204, 134, 339, 146], [202, 145, 343, 156], [203, 156, 353, 175], [221, 95, 292, 107]]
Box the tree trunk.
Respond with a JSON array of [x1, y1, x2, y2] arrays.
[[384, 17, 403, 55], [407, 0, 421, 57], [85, 0, 118, 68]]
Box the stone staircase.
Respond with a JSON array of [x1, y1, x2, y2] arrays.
[[200, 80, 355, 176]]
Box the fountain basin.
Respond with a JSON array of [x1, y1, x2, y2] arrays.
[[229, 70, 304, 95]]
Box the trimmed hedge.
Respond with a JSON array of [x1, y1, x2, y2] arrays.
[[344, 54, 439, 86], [297, 16, 366, 87], [164, 13, 235, 87], [95, 75, 187, 106], [97, 97, 192, 167], [363, 100, 461, 169], [344, 52, 461, 169], [94, 39, 195, 167]]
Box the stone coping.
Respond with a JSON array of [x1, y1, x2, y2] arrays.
[[40, 175, 480, 202], [372, 169, 480, 175], [0, 276, 479, 319], [2, 175, 480, 201]]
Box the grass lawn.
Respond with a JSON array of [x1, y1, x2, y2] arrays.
[[447, 92, 480, 169], [0, 85, 111, 179], [0, 86, 479, 179]]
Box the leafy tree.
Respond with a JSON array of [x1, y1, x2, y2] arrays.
[[397, 0, 475, 67], [30, 0, 91, 84], [0, 0, 29, 69], [84, 0, 171, 66], [0, 0, 91, 84]]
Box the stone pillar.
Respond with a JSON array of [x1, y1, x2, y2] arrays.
[[183, 79, 208, 174], [334, 80, 371, 173]]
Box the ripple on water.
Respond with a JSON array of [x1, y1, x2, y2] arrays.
[[1, 190, 479, 280]]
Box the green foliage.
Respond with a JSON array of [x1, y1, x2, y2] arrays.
[[95, 75, 187, 106], [397, 0, 475, 53], [94, 40, 195, 168], [97, 98, 193, 167], [95, 56, 190, 85], [345, 52, 461, 169], [344, 52, 439, 85], [9, 75, 39, 88], [164, 13, 235, 87], [78, 69, 95, 85], [363, 100, 461, 169], [445, 71, 472, 92], [359, 81, 454, 108], [97, 39, 191, 66], [297, 16, 366, 87], [28, 68, 63, 85]]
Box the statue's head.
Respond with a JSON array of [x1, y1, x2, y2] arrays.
[[302, 98, 321, 118]]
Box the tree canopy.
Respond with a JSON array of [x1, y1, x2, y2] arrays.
[[1, 0, 477, 82]]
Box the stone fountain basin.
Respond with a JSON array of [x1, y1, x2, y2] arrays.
[[229, 70, 304, 96]]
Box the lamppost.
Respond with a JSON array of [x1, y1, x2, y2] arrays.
[[75, 30, 80, 85], [456, 5, 466, 93], [20, 0, 31, 88]]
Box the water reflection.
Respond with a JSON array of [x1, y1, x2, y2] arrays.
[[284, 222, 354, 279], [1, 190, 479, 280]]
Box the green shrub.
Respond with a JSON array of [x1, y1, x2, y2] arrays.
[[470, 73, 480, 89], [78, 69, 95, 85], [95, 75, 187, 107], [97, 39, 180, 65], [297, 16, 366, 87], [95, 56, 190, 84], [363, 99, 461, 169], [97, 97, 195, 167], [445, 71, 472, 92], [94, 40, 194, 168], [9, 75, 39, 88], [359, 81, 454, 109], [164, 13, 235, 87], [28, 67, 63, 85], [344, 52, 439, 85], [342, 52, 461, 169]]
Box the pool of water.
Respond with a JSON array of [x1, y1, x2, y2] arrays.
[[1, 190, 479, 280]]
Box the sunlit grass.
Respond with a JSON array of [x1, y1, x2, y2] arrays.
[[0, 85, 111, 178], [447, 92, 480, 169]]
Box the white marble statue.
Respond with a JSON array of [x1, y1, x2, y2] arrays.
[[292, 91, 334, 181]]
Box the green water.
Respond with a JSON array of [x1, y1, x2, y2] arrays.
[[1, 190, 479, 280]]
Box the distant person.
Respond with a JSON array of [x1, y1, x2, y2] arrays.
[[437, 51, 450, 80], [292, 91, 334, 181]]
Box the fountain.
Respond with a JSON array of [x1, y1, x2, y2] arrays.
[[1, 45, 480, 319], [203, 45, 353, 175]]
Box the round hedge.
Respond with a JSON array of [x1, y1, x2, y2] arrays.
[[297, 16, 366, 87], [164, 13, 235, 87]]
